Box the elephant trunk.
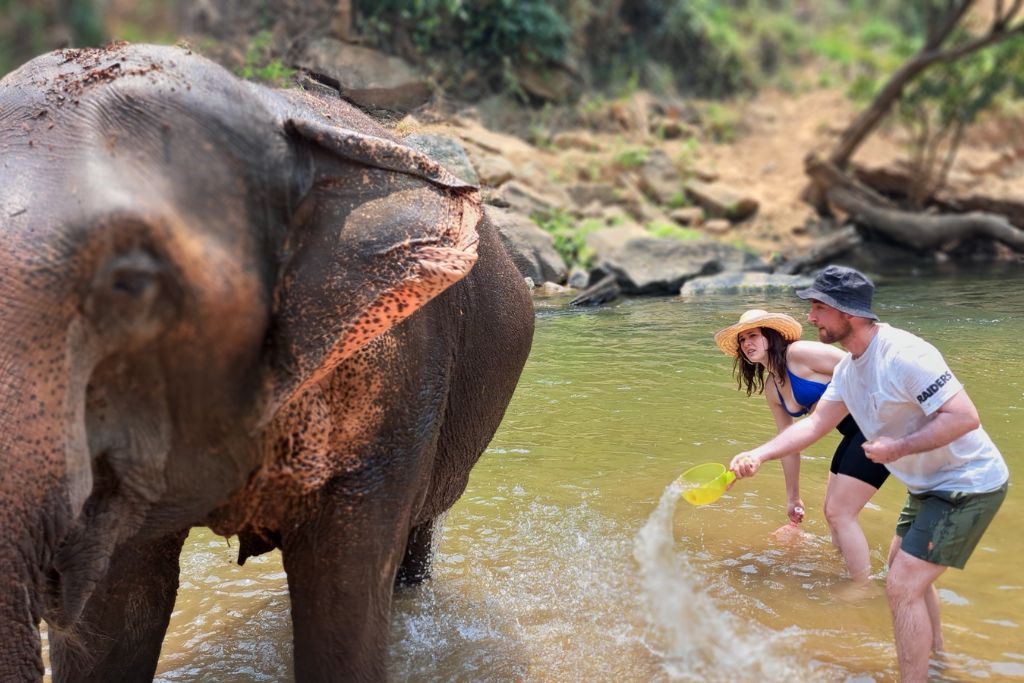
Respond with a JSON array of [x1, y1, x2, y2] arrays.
[[0, 512, 54, 681], [0, 324, 95, 678]]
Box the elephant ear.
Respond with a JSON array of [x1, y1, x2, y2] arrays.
[[259, 116, 481, 425]]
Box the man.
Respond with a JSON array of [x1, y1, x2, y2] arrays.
[[728, 265, 1008, 683]]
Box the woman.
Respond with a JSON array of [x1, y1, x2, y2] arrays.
[[714, 309, 889, 583]]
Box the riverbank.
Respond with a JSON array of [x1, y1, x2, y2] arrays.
[[399, 78, 1024, 298]]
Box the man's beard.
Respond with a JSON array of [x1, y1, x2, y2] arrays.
[[817, 318, 853, 345]]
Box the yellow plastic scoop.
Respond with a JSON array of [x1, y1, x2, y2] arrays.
[[676, 463, 737, 506]]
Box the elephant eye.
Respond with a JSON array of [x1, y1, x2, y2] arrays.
[[111, 266, 157, 296], [84, 249, 178, 344]]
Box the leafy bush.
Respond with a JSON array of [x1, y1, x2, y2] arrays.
[[238, 30, 294, 87], [533, 210, 604, 268], [355, 0, 569, 93]]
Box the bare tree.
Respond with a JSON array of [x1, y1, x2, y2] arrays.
[[805, 0, 1024, 210]]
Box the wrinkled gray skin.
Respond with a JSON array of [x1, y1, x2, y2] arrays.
[[0, 44, 533, 681]]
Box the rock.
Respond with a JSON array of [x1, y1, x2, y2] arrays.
[[486, 207, 567, 284], [585, 228, 769, 295], [567, 266, 590, 289], [536, 281, 568, 296], [451, 120, 537, 158], [584, 225, 649, 255], [702, 219, 732, 235], [600, 206, 634, 225], [669, 207, 704, 226], [637, 149, 685, 205], [404, 134, 478, 185], [481, 187, 510, 208], [684, 180, 759, 221], [680, 272, 814, 295], [512, 63, 578, 103], [497, 180, 571, 217], [566, 183, 621, 209], [551, 131, 602, 152], [472, 154, 515, 187], [650, 117, 699, 140], [299, 39, 431, 112]]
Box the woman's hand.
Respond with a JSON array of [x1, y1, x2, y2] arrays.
[[787, 499, 805, 524], [730, 452, 762, 478]]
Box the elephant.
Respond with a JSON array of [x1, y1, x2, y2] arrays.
[[0, 43, 533, 681]]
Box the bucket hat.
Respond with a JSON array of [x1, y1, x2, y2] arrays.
[[796, 265, 878, 320], [714, 309, 802, 357]]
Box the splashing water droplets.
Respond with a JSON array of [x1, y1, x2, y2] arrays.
[[633, 482, 813, 681]]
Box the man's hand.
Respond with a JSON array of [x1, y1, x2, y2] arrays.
[[730, 452, 762, 479], [863, 436, 902, 464]]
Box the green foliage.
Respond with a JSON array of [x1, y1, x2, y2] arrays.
[[0, 0, 111, 75], [674, 138, 702, 179], [646, 221, 702, 241], [666, 192, 690, 209], [238, 31, 294, 87], [612, 147, 649, 169], [701, 103, 742, 143], [894, 34, 1024, 207], [355, 0, 569, 94], [533, 210, 603, 268]]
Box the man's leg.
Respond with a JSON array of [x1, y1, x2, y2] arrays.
[[823, 472, 877, 582], [886, 546, 947, 682], [888, 535, 943, 652]]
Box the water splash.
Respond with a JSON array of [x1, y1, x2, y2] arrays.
[[633, 482, 815, 682]]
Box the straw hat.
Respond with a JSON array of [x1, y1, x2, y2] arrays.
[[714, 309, 802, 357]]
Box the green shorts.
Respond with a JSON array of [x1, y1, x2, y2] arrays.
[[895, 483, 1008, 569]]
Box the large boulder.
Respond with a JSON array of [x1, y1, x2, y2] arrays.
[[493, 180, 572, 217], [637, 149, 685, 205], [299, 38, 431, 112], [404, 133, 478, 185], [684, 179, 759, 221], [487, 207, 568, 284], [681, 272, 814, 295], [585, 228, 768, 295]]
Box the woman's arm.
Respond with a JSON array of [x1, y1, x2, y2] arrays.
[[767, 391, 805, 523], [788, 340, 846, 377]]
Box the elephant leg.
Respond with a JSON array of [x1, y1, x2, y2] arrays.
[[281, 478, 413, 683], [50, 529, 188, 683], [395, 519, 435, 587]]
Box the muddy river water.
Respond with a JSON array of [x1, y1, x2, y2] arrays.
[[45, 267, 1024, 681]]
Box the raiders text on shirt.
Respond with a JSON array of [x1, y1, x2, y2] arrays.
[[916, 371, 954, 404]]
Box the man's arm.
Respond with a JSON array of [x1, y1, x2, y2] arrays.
[[730, 398, 848, 478], [863, 389, 980, 463]]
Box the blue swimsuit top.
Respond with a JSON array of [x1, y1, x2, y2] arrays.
[[775, 368, 829, 417]]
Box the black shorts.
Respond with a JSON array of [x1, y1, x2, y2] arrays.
[[829, 415, 890, 490]]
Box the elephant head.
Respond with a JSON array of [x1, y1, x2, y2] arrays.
[[0, 43, 485, 678]]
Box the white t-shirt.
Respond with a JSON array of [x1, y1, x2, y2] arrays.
[[822, 324, 1008, 494]]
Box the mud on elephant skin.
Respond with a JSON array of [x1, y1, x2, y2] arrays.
[[0, 43, 533, 681]]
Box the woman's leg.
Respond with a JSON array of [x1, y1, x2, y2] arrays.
[[823, 472, 878, 581]]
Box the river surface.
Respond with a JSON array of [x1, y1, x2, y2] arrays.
[[46, 268, 1024, 681]]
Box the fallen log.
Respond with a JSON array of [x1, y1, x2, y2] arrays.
[[828, 187, 1024, 252], [805, 153, 1024, 253]]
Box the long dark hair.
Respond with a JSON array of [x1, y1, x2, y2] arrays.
[[733, 326, 790, 396]]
